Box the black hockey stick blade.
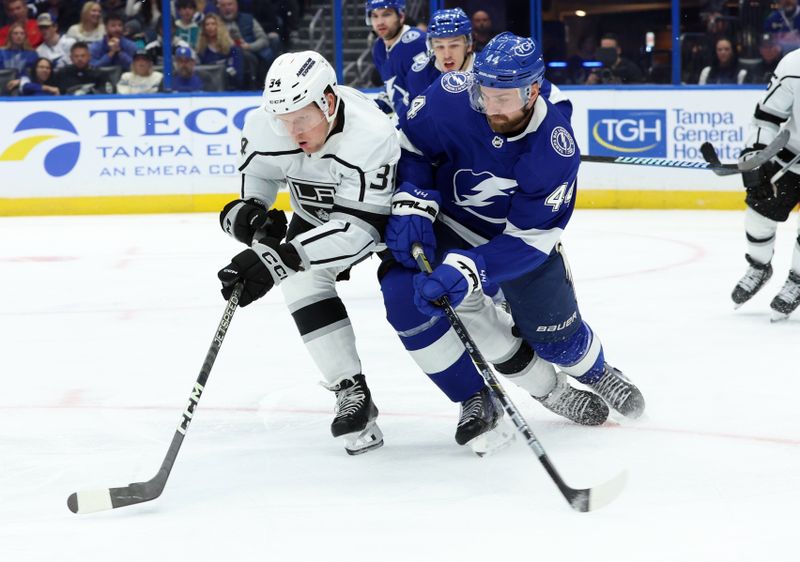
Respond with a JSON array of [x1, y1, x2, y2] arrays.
[[701, 129, 790, 176], [67, 283, 243, 514]]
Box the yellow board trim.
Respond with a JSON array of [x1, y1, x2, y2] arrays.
[[0, 190, 746, 216]]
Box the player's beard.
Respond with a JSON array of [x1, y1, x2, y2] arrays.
[[486, 102, 535, 135], [384, 21, 402, 42]]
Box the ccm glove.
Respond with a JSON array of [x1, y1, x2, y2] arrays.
[[218, 237, 302, 307], [740, 145, 781, 200], [385, 182, 440, 268], [219, 199, 288, 245], [412, 250, 487, 317]]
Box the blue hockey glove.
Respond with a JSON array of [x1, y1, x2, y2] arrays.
[[413, 251, 487, 317], [385, 182, 440, 268]]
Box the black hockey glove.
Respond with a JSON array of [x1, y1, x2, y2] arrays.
[[219, 199, 288, 245], [217, 238, 303, 307], [740, 145, 781, 200]]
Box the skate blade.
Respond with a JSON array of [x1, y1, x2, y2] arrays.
[[343, 421, 384, 456], [469, 420, 515, 457], [770, 311, 790, 323]]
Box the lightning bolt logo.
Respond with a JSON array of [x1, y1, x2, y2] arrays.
[[452, 169, 517, 224]]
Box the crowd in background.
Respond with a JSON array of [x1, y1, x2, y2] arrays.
[[0, 0, 301, 95], [3, 0, 799, 95]]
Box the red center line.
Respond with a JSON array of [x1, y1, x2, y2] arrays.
[[1, 403, 797, 447]]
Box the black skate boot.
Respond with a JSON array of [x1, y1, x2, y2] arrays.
[[732, 255, 773, 307], [587, 363, 645, 419], [455, 387, 502, 445], [329, 374, 383, 455], [770, 271, 800, 322], [536, 372, 609, 426]]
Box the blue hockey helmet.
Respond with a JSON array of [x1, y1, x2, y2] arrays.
[[427, 8, 472, 43], [365, 0, 406, 26], [469, 32, 545, 114]]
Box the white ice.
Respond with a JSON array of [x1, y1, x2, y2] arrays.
[[1, 210, 798, 562]]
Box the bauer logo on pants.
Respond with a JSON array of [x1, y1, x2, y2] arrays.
[[588, 109, 666, 158]]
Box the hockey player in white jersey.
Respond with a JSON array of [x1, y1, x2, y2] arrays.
[[216, 51, 400, 455], [733, 47, 800, 321]]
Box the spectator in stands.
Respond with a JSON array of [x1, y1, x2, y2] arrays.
[[54, 40, 112, 94], [145, 16, 191, 65], [217, 0, 278, 81], [470, 10, 493, 53], [66, 1, 105, 43], [90, 12, 136, 70], [176, 0, 201, 50], [123, 18, 146, 49], [101, 0, 126, 15], [33, 0, 79, 34], [0, 0, 42, 47], [746, 34, 783, 84], [197, 12, 242, 89], [764, 0, 800, 34], [125, 0, 162, 35], [567, 32, 597, 84], [35, 12, 73, 68], [1, 21, 38, 91], [19, 55, 59, 94], [585, 33, 643, 84], [172, 44, 203, 91], [698, 36, 747, 84], [116, 48, 162, 93]]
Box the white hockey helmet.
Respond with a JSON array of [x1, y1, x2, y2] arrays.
[[262, 51, 340, 136]]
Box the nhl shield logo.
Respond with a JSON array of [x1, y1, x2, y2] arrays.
[[492, 136, 504, 148]]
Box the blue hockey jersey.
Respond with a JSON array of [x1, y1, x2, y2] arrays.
[[407, 57, 573, 122], [398, 71, 580, 284], [372, 25, 428, 121]]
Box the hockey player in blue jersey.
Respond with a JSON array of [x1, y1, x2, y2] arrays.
[[407, 8, 573, 121], [380, 33, 646, 442], [367, 0, 427, 123]]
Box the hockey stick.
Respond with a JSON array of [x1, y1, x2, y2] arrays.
[[580, 153, 739, 175], [67, 283, 243, 514], [700, 128, 790, 176], [412, 245, 626, 512]]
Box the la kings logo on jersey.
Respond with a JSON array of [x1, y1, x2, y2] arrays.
[[286, 176, 337, 223]]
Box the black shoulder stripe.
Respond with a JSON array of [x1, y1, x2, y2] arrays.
[[300, 223, 351, 245], [309, 240, 374, 265], [754, 107, 788, 126], [238, 149, 303, 172], [321, 155, 366, 201]]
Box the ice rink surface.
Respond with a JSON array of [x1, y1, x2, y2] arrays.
[[1, 209, 798, 562]]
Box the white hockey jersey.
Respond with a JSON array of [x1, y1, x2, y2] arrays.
[[237, 86, 400, 270], [746, 48, 800, 171]]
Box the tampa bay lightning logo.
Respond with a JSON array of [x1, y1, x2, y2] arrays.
[[550, 126, 576, 158], [452, 169, 517, 224], [441, 71, 471, 93], [402, 29, 421, 43], [512, 39, 534, 56]]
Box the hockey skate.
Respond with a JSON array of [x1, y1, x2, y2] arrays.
[[328, 374, 384, 455], [535, 372, 609, 426], [587, 363, 645, 419], [456, 387, 514, 456], [732, 256, 773, 308], [770, 271, 800, 322]]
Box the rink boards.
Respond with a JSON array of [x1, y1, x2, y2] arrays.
[[0, 86, 766, 216]]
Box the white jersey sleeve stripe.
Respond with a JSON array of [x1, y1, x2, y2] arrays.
[[503, 220, 564, 256]]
